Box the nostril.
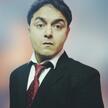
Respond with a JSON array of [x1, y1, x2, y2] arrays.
[[44, 35, 47, 37], [44, 34, 52, 39]]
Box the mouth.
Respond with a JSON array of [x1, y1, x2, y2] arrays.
[[43, 42, 53, 45]]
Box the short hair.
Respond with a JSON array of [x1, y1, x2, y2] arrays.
[[27, 0, 72, 26]]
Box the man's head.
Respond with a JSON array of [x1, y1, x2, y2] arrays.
[[27, 0, 72, 26], [27, 0, 72, 62]]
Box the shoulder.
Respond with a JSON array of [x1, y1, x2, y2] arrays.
[[10, 63, 29, 79], [68, 57, 99, 74], [67, 57, 100, 77], [66, 57, 100, 87], [59, 52, 100, 77]]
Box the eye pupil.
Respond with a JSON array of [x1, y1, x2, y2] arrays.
[[39, 24, 42, 27], [57, 25, 60, 28]]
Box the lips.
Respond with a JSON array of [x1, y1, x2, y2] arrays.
[[43, 42, 53, 45]]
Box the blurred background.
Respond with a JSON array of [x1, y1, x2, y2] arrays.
[[0, 0, 108, 108]]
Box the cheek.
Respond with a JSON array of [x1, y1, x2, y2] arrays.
[[29, 35, 39, 48], [29, 30, 43, 42], [54, 32, 67, 45], [30, 27, 44, 37]]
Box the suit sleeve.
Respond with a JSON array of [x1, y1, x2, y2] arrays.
[[73, 70, 104, 108]]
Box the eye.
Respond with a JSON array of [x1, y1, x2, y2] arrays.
[[34, 23, 45, 29], [53, 24, 64, 30]]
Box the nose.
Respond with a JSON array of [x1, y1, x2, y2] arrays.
[[44, 25, 52, 38]]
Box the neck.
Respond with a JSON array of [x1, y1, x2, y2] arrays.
[[35, 53, 52, 63], [34, 49, 64, 63]]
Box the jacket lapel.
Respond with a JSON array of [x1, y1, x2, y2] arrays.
[[19, 62, 32, 91], [37, 52, 69, 96], [18, 62, 32, 107]]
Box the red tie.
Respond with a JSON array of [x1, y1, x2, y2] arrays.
[[26, 64, 45, 108], [26, 62, 53, 108]]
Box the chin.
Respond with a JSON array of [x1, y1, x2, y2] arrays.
[[40, 51, 56, 58]]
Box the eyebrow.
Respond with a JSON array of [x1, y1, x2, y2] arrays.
[[51, 19, 65, 25], [34, 17, 47, 24], [34, 17, 65, 25]]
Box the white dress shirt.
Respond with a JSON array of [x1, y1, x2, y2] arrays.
[[27, 49, 64, 90]]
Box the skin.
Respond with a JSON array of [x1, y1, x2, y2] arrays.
[[28, 4, 70, 63]]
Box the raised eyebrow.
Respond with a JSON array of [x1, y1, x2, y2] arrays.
[[34, 17, 47, 24], [51, 19, 65, 25]]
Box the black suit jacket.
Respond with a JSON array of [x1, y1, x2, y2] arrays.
[[10, 52, 104, 108]]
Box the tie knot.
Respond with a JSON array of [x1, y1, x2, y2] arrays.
[[42, 61, 54, 69], [35, 61, 53, 78]]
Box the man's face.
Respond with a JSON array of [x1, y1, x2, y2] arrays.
[[28, 4, 70, 60]]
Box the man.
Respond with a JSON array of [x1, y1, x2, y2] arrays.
[[9, 0, 104, 108]]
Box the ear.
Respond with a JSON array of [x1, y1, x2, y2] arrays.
[[28, 25, 30, 32], [66, 26, 70, 36], [27, 25, 31, 37]]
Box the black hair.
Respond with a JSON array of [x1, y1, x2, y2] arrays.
[[27, 0, 72, 26]]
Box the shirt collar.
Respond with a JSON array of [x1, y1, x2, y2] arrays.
[[30, 49, 64, 69]]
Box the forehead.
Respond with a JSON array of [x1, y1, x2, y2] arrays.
[[31, 4, 67, 23]]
